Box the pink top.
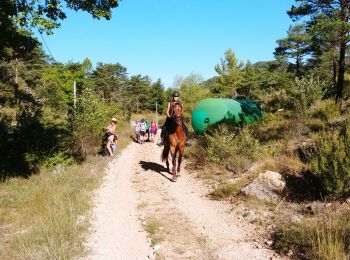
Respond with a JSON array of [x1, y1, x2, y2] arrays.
[[150, 122, 157, 131]]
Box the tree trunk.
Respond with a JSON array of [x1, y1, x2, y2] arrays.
[[296, 56, 300, 78], [14, 58, 19, 104], [332, 47, 337, 89], [336, 0, 349, 103], [336, 41, 345, 102]]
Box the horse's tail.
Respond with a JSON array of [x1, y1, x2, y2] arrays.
[[161, 145, 169, 162]]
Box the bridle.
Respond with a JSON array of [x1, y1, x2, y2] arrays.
[[172, 102, 183, 124]]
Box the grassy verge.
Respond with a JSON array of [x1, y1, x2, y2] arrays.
[[273, 211, 350, 260], [0, 124, 133, 259], [145, 217, 163, 247], [0, 157, 105, 259]]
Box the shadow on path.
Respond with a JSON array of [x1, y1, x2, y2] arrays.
[[139, 161, 172, 182]]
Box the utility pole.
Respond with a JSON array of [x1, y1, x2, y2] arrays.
[[73, 81, 77, 110]]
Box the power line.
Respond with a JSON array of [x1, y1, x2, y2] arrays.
[[38, 31, 55, 61]]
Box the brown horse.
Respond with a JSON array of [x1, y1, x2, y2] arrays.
[[161, 102, 186, 182]]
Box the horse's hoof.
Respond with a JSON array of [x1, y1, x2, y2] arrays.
[[172, 176, 177, 182]]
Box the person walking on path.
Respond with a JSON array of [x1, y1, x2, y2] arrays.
[[150, 120, 157, 142]]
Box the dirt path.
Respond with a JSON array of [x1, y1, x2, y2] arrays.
[[87, 142, 286, 260], [86, 145, 153, 259]]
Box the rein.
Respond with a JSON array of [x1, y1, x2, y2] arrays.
[[171, 102, 183, 125]]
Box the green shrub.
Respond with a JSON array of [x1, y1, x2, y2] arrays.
[[309, 124, 350, 195], [273, 224, 306, 255], [184, 137, 207, 166], [265, 89, 292, 112], [43, 152, 73, 169], [69, 89, 121, 160], [291, 74, 326, 111], [205, 125, 261, 173]]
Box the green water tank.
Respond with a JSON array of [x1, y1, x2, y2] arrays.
[[191, 98, 263, 134]]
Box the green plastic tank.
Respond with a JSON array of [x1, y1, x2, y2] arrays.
[[191, 98, 263, 134]]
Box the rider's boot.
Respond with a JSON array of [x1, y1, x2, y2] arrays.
[[158, 124, 166, 146], [157, 136, 164, 146]]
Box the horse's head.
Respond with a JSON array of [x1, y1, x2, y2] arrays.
[[172, 102, 183, 124]]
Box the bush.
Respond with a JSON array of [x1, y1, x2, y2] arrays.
[[264, 89, 292, 112], [43, 152, 73, 169], [205, 125, 261, 173], [69, 89, 120, 160], [291, 74, 326, 111], [309, 124, 350, 196]]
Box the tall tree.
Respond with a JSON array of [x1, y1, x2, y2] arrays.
[[127, 75, 152, 113], [91, 63, 128, 102], [288, 0, 350, 101], [3, 0, 120, 34], [147, 79, 165, 113], [274, 24, 311, 77], [0, 28, 43, 104], [238, 60, 259, 98], [308, 14, 342, 89], [214, 49, 244, 98]]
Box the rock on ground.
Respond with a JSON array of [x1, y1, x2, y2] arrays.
[[241, 171, 286, 201]]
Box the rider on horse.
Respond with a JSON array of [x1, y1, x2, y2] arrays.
[[160, 91, 190, 146]]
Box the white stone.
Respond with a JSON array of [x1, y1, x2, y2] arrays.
[[241, 171, 286, 201], [154, 244, 161, 251], [265, 240, 273, 246]]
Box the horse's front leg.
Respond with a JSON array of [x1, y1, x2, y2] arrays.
[[163, 143, 170, 172], [177, 146, 184, 177], [170, 147, 177, 182], [166, 157, 170, 172]]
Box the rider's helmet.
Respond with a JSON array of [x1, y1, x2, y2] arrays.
[[173, 91, 180, 97]]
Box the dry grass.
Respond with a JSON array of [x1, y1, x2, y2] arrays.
[[0, 157, 107, 259], [145, 217, 163, 246], [0, 124, 133, 259], [137, 201, 148, 209], [273, 212, 350, 260]]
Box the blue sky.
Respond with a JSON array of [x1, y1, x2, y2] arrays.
[[36, 0, 296, 87]]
